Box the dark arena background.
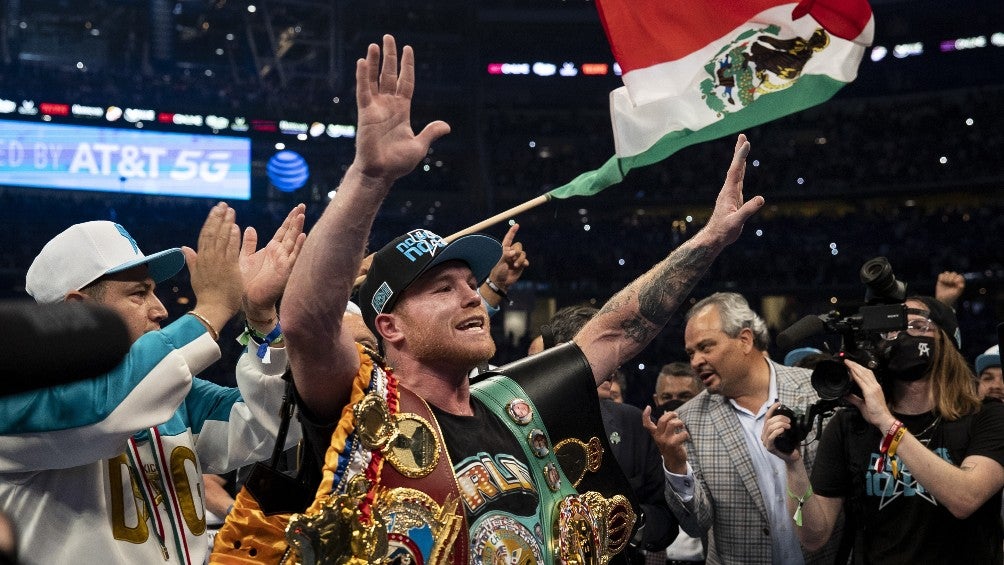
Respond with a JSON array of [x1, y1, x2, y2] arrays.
[[0, 0, 1001, 405]]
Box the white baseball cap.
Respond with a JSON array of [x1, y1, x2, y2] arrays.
[[26, 221, 186, 304], [976, 345, 1000, 375]]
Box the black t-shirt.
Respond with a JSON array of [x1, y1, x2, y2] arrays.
[[812, 401, 1004, 564], [430, 397, 540, 520]]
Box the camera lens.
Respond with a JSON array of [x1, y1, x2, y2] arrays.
[[860, 257, 906, 303], [810, 359, 853, 400]]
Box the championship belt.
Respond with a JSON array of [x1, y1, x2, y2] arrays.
[[285, 353, 467, 565], [474, 342, 641, 524], [471, 361, 636, 564], [369, 386, 468, 565], [285, 343, 636, 564]]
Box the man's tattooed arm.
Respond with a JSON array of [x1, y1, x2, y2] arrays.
[[575, 134, 764, 386], [596, 239, 716, 343]]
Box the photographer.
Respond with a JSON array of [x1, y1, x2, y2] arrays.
[[762, 296, 1004, 564]]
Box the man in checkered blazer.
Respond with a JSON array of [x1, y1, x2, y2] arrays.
[[644, 293, 841, 564]]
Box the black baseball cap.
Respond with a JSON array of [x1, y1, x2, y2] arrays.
[[358, 229, 502, 334], [909, 295, 961, 349]]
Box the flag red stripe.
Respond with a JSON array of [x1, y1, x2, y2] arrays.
[[596, 0, 871, 73], [596, 0, 789, 72], [792, 0, 873, 41]]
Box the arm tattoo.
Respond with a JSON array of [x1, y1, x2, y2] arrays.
[[597, 294, 628, 316], [638, 244, 714, 325], [598, 295, 654, 345], [620, 314, 654, 345], [595, 242, 715, 346]]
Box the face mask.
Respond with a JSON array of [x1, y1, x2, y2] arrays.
[[884, 335, 935, 382], [647, 399, 686, 423], [659, 399, 687, 413]]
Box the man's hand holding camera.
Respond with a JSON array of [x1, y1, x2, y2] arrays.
[[762, 403, 806, 463], [842, 359, 897, 432]]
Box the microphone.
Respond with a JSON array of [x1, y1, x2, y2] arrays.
[[0, 301, 131, 397], [777, 315, 826, 351]]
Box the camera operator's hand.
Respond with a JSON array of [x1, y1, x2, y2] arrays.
[[642, 406, 690, 474], [844, 359, 897, 432], [761, 402, 802, 463]]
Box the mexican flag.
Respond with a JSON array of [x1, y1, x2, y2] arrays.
[[547, 0, 873, 199]]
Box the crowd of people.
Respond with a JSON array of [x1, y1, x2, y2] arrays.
[[1, 27, 1003, 565]]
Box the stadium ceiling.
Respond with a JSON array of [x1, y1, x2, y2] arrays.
[[4, 1, 1000, 92]]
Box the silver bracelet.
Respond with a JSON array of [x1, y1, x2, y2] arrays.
[[485, 279, 508, 300]]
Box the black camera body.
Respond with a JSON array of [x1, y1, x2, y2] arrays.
[[808, 257, 909, 400], [808, 302, 907, 400], [772, 257, 909, 452], [773, 400, 842, 454]]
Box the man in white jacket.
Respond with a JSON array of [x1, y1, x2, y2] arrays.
[[0, 202, 305, 565]]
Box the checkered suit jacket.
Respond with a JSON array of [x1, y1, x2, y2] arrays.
[[665, 361, 842, 564]]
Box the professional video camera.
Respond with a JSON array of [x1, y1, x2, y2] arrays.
[[772, 257, 910, 453]]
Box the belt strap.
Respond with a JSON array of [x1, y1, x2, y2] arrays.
[[471, 375, 579, 564], [379, 385, 469, 564]]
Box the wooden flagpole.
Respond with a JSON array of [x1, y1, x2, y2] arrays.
[[353, 193, 552, 286]]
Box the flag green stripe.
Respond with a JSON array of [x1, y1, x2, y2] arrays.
[[548, 73, 847, 199]]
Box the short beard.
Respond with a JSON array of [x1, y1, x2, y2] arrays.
[[414, 338, 496, 374], [394, 307, 496, 374]]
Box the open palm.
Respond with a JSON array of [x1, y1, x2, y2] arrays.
[[239, 204, 306, 312]]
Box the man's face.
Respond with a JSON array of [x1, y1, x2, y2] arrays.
[[388, 261, 495, 370], [598, 379, 622, 402], [684, 305, 750, 398], [72, 265, 167, 343], [653, 374, 699, 407], [978, 366, 1004, 401]]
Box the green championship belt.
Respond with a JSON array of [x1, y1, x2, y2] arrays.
[[472, 342, 639, 562]]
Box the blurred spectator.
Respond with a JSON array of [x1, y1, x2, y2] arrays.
[[779, 347, 835, 373], [935, 271, 966, 309], [976, 345, 1002, 402], [649, 363, 706, 563], [651, 362, 703, 420], [784, 347, 823, 368], [602, 368, 627, 403]]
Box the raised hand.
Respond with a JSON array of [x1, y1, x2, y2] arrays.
[[935, 271, 965, 308], [239, 203, 307, 323], [182, 202, 243, 335], [488, 223, 530, 291], [353, 34, 451, 185], [641, 406, 690, 474], [702, 134, 764, 246]]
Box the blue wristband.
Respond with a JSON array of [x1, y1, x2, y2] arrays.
[[240, 320, 283, 360], [481, 295, 500, 318]]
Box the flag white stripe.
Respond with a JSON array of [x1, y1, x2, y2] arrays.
[[611, 6, 873, 157]]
